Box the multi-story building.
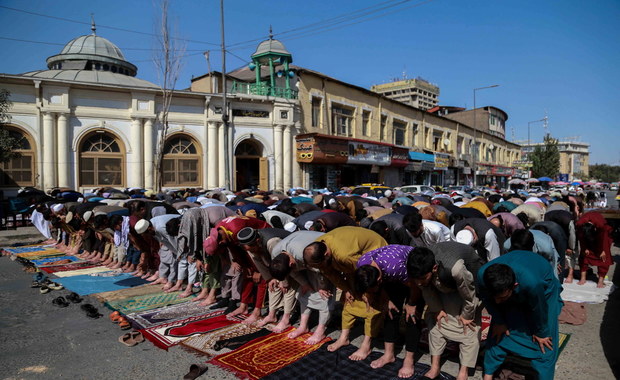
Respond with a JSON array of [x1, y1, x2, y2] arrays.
[[435, 106, 508, 139], [519, 139, 590, 180], [370, 77, 440, 111]]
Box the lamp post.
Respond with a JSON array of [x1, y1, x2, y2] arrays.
[[527, 118, 546, 146], [472, 84, 499, 188]]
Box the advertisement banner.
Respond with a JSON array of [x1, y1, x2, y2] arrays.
[[347, 142, 391, 166]]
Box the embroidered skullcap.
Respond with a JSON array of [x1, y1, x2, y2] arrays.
[[135, 219, 150, 234], [455, 229, 474, 246], [237, 227, 258, 245]]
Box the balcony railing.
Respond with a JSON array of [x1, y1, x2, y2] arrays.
[[231, 81, 298, 100]]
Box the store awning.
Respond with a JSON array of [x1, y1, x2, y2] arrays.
[[408, 152, 435, 162]]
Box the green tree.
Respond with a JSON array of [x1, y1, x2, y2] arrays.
[[530, 133, 560, 179], [589, 164, 620, 183], [0, 89, 21, 163]]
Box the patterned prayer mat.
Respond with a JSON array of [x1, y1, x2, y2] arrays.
[[126, 299, 213, 329], [2, 244, 57, 255], [55, 273, 149, 296], [93, 283, 163, 302], [52, 266, 113, 278], [106, 291, 196, 316], [16, 251, 65, 260], [181, 322, 270, 357], [40, 262, 100, 274], [210, 327, 331, 380], [262, 344, 455, 380], [140, 310, 245, 350], [31, 255, 81, 266]]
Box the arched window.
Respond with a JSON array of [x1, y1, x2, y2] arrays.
[[0, 126, 36, 187], [162, 134, 201, 187], [79, 131, 124, 187]]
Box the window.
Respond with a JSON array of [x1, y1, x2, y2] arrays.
[[332, 105, 353, 136], [393, 120, 406, 146], [162, 135, 201, 187], [380, 115, 387, 141], [362, 110, 371, 136], [79, 132, 124, 187], [311, 97, 321, 127], [0, 127, 36, 187]]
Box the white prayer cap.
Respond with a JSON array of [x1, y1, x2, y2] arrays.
[[77, 197, 84, 203], [304, 221, 314, 230], [65, 211, 73, 223], [83, 210, 93, 223], [454, 201, 466, 207], [284, 222, 297, 232], [51, 203, 64, 213], [226, 194, 236, 202], [135, 219, 150, 234], [384, 190, 392, 198], [455, 230, 474, 246], [328, 198, 337, 206]]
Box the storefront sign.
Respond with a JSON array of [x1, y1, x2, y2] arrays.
[[391, 147, 409, 167], [296, 135, 348, 164], [347, 142, 391, 166], [491, 166, 515, 176], [462, 167, 471, 174], [434, 153, 451, 170]]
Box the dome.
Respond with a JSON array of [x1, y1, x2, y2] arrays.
[[252, 38, 292, 58], [46, 34, 138, 77]]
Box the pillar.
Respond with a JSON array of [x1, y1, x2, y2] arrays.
[[130, 118, 143, 188], [57, 113, 70, 188], [42, 113, 56, 190], [274, 125, 283, 190], [207, 121, 218, 188], [218, 122, 226, 188], [283, 124, 292, 189], [143, 119, 154, 190]]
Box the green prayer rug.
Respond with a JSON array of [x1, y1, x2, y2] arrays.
[[105, 291, 196, 314]]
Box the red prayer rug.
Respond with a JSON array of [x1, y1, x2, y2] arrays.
[[209, 326, 331, 379], [40, 262, 100, 274], [140, 310, 245, 350]]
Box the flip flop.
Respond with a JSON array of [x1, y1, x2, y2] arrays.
[[65, 292, 82, 303], [118, 332, 137, 347], [183, 364, 208, 380], [52, 296, 69, 307]]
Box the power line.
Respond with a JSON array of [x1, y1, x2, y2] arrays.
[[0, 5, 219, 46], [0, 36, 206, 52]]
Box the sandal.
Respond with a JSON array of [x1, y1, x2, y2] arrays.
[[48, 282, 64, 291], [40, 285, 51, 294], [183, 364, 208, 380], [80, 304, 102, 319], [117, 317, 131, 330], [130, 331, 144, 344], [118, 332, 137, 347], [66, 292, 82, 303], [52, 296, 69, 307], [109, 311, 122, 322]]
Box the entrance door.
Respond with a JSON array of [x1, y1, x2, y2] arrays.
[[259, 157, 268, 191], [234, 139, 264, 191]]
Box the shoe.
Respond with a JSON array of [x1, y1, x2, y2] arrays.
[[31, 281, 42, 288], [183, 364, 208, 380], [65, 292, 82, 303], [48, 282, 64, 290], [40, 285, 51, 294], [52, 296, 69, 307], [109, 310, 122, 323], [117, 317, 131, 330], [224, 301, 239, 314], [209, 297, 230, 310], [80, 304, 102, 319]]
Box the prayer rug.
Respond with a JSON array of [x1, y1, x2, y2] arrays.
[[140, 310, 245, 350], [93, 283, 163, 302], [262, 344, 455, 380], [106, 291, 196, 316], [16, 250, 64, 260], [125, 299, 210, 329], [39, 261, 99, 274], [498, 333, 571, 379], [55, 273, 149, 296], [181, 323, 270, 357], [2, 244, 56, 255], [561, 280, 613, 304], [210, 327, 331, 380], [52, 266, 113, 278], [30, 255, 81, 266]]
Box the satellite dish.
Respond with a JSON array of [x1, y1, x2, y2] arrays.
[[443, 138, 450, 146], [489, 144, 495, 150]]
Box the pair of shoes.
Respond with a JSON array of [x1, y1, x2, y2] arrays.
[[109, 311, 123, 323], [209, 297, 230, 310], [183, 364, 208, 380], [118, 331, 145, 347], [80, 304, 102, 319], [52, 296, 70, 307], [65, 292, 82, 303], [40, 285, 51, 294]]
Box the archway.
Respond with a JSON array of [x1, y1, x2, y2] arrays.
[[162, 134, 202, 187], [0, 125, 36, 187], [79, 131, 125, 187], [234, 139, 267, 191]]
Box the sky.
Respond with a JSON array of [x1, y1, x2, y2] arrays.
[[0, 0, 618, 165]]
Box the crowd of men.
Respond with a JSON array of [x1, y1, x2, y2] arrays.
[[21, 184, 614, 380]]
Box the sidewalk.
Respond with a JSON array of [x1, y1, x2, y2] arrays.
[[0, 226, 46, 246]]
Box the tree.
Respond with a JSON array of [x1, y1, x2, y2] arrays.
[[530, 133, 560, 179], [589, 164, 620, 183], [0, 89, 21, 163], [153, 0, 185, 191]]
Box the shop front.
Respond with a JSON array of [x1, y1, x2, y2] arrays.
[[406, 151, 435, 185]]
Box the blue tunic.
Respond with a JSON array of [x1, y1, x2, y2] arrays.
[[477, 250, 563, 380]]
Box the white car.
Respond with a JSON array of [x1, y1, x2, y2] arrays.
[[395, 185, 436, 196]]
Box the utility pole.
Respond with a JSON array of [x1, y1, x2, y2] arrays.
[[220, 0, 230, 190]]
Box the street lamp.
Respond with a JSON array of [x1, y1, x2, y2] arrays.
[[527, 118, 546, 146], [472, 84, 499, 188]]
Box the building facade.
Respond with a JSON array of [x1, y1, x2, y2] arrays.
[[370, 77, 440, 111], [519, 139, 590, 180]]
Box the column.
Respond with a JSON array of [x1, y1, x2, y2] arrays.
[[143, 119, 154, 190], [207, 121, 218, 188], [42, 113, 56, 190], [56, 113, 70, 188], [274, 125, 284, 190], [130, 118, 143, 188], [283, 124, 292, 189], [218, 123, 226, 188]]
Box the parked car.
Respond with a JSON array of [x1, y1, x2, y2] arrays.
[[445, 185, 473, 193], [395, 185, 436, 196], [351, 184, 391, 197]]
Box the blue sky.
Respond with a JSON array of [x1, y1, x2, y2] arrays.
[[1, 0, 618, 165]]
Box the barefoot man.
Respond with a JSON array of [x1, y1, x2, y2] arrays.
[[269, 230, 333, 344], [135, 214, 181, 290], [303, 226, 387, 361]]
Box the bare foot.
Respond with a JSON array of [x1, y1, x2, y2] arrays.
[[134, 271, 145, 278], [178, 290, 193, 298], [193, 291, 208, 301], [256, 314, 278, 328], [288, 326, 309, 339], [598, 278, 606, 288], [111, 262, 123, 269], [243, 312, 261, 325], [305, 325, 326, 345], [398, 356, 415, 378], [162, 282, 174, 291], [423, 367, 441, 379], [349, 346, 371, 361], [227, 304, 248, 318], [151, 278, 167, 285], [371, 353, 396, 369], [564, 276, 574, 284], [271, 318, 291, 333], [198, 297, 217, 307], [141, 272, 151, 279], [166, 284, 182, 293], [577, 279, 587, 285], [327, 336, 349, 352], [146, 273, 159, 282]]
